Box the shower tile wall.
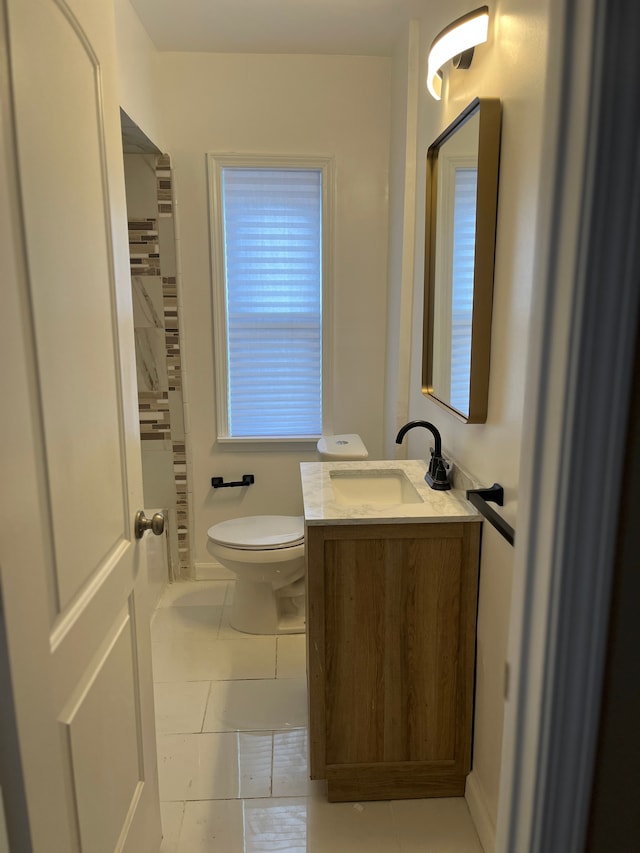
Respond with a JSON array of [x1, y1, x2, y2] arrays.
[[125, 153, 191, 578]]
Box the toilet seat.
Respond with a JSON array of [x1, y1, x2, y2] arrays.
[[207, 515, 304, 551]]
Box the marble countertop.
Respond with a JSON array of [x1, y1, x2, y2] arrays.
[[300, 459, 481, 525]]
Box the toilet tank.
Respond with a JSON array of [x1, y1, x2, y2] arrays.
[[317, 434, 368, 461]]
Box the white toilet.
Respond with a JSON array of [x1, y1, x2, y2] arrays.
[[206, 433, 368, 635]]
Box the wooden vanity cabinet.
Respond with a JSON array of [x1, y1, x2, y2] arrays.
[[305, 520, 482, 803]]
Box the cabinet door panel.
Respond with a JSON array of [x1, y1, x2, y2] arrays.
[[325, 539, 386, 764], [404, 538, 463, 761], [325, 535, 464, 765]]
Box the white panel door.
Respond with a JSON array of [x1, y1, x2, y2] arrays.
[[0, 0, 161, 849]]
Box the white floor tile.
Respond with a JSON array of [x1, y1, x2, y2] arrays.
[[160, 801, 184, 853], [203, 678, 307, 732], [150, 599, 481, 851], [157, 732, 273, 801], [170, 793, 479, 852], [154, 682, 211, 734], [158, 580, 229, 608], [242, 798, 308, 852], [152, 636, 277, 682], [308, 794, 402, 852], [177, 800, 244, 853], [276, 634, 307, 678], [272, 729, 326, 798], [391, 798, 483, 852], [151, 605, 225, 643], [242, 794, 402, 853], [160, 834, 178, 852]]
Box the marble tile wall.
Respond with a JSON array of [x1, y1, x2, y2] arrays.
[[128, 153, 191, 579]]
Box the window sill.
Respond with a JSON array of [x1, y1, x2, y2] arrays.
[[216, 436, 321, 453]]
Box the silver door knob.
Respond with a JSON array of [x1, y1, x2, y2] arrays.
[[134, 510, 165, 539]]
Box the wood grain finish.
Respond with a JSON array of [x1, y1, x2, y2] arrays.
[[326, 761, 464, 802], [306, 521, 481, 801]]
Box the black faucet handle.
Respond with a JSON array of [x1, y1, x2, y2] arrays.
[[426, 455, 451, 490]]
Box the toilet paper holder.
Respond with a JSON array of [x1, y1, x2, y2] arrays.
[[211, 474, 255, 489]]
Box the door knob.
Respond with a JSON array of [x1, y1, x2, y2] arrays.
[[134, 510, 165, 539]]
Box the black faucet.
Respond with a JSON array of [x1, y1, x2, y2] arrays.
[[395, 420, 451, 490]]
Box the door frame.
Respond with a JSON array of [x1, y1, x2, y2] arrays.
[[497, 0, 640, 849]]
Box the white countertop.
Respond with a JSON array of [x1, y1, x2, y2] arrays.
[[300, 459, 481, 525]]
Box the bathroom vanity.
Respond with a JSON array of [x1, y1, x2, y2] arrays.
[[300, 460, 482, 803]]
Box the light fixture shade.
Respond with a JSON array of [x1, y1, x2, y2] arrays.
[[427, 6, 489, 100]]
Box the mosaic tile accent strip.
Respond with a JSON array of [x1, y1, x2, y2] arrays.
[[156, 154, 173, 217], [163, 278, 182, 392], [138, 392, 171, 441], [129, 219, 160, 274], [173, 442, 190, 567]]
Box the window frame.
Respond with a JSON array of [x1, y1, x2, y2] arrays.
[[207, 153, 334, 446]]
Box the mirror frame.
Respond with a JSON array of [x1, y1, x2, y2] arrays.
[[422, 97, 502, 423]]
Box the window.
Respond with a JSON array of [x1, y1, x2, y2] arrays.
[[432, 154, 478, 415], [208, 155, 333, 441], [449, 166, 477, 412]]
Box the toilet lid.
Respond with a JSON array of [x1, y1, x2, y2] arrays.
[[207, 515, 305, 550]]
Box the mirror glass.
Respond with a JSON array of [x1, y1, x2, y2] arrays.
[[423, 98, 501, 423]]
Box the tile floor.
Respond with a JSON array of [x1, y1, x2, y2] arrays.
[[152, 579, 484, 852]]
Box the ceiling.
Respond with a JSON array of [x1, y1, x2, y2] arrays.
[[129, 0, 427, 56]]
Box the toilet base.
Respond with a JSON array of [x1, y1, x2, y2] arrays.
[[230, 578, 305, 635]]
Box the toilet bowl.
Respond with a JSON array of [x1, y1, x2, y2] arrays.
[[207, 434, 368, 635], [207, 515, 306, 635]]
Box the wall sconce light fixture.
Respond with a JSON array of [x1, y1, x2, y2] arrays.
[[427, 6, 489, 100]]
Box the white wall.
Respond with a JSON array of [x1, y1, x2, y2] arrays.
[[155, 52, 391, 568], [113, 0, 164, 148], [397, 0, 553, 844], [384, 22, 420, 457]]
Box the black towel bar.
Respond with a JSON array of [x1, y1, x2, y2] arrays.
[[211, 474, 255, 489], [466, 483, 515, 546]]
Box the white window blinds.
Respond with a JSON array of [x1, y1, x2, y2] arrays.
[[220, 167, 323, 438], [450, 167, 478, 413]]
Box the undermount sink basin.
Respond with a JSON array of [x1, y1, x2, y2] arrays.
[[329, 468, 424, 506]]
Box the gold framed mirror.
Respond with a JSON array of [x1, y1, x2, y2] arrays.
[[422, 97, 502, 423]]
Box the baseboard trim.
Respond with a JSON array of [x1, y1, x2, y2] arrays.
[[465, 771, 496, 853], [194, 560, 235, 581]]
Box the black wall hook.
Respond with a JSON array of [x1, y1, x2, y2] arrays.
[[211, 474, 255, 489]]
